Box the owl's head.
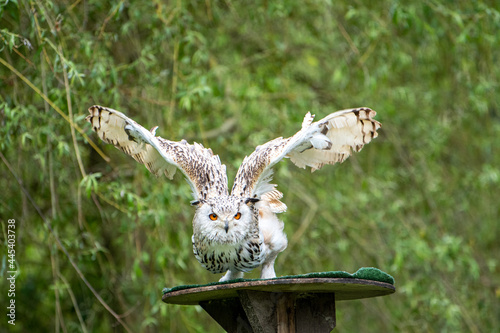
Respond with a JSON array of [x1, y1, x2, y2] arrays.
[[192, 196, 259, 244]]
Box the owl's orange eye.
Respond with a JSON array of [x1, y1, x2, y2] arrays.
[[209, 213, 218, 221], [234, 212, 241, 220]]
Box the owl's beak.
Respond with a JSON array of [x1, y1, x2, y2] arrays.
[[224, 220, 229, 233]]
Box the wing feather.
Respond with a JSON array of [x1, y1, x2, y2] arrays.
[[231, 107, 380, 203], [86, 105, 228, 200]]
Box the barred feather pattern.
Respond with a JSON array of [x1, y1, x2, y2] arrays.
[[231, 107, 381, 202], [86, 105, 228, 200], [289, 107, 381, 171], [86, 105, 380, 281]]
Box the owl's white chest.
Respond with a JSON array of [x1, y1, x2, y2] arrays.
[[192, 234, 266, 274]]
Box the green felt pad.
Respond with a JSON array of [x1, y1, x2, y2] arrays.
[[163, 267, 394, 295]]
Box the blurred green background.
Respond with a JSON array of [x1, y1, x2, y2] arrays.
[[1, 0, 499, 332]]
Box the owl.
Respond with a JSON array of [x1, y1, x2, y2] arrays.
[[86, 106, 381, 281]]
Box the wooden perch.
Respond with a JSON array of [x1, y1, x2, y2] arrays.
[[163, 277, 395, 332]]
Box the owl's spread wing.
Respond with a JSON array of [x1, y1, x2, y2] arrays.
[[231, 107, 381, 210], [86, 105, 228, 200]]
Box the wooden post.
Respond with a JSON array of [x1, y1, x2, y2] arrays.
[[276, 293, 296, 333], [201, 291, 336, 333], [200, 298, 253, 333], [163, 277, 395, 332], [295, 293, 336, 332], [238, 290, 278, 333]]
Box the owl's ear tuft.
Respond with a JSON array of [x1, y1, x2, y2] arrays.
[[244, 198, 260, 206]]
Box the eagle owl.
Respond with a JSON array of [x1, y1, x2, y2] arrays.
[[86, 106, 381, 281]]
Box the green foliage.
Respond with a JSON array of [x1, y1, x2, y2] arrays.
[[1, 0, 499, 332]]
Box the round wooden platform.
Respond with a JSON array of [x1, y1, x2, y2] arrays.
[[162, 277, 395, 305]]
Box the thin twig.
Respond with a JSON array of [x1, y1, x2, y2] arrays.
[[0, 151, 133, 333], [153, 0, 180, 26], [66, 0, 83, 12], [205, 0, 213, 21], [58, 272, 89, 333], [98, 0, 125, 39], [358, 40, 378, 67], [31, 1, 56, 75], [34, 0, 56, 33], [41, 50, 59, 219], [168, 40, 180, 127], [0, 33, 36, 67], [117, 301, 141, 319], [337, 21, 359, 55], [50, 251, 64, 333], [0, 57, 111, 163], [59, 44, 86, 229], [61, 44, 86, 177]]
